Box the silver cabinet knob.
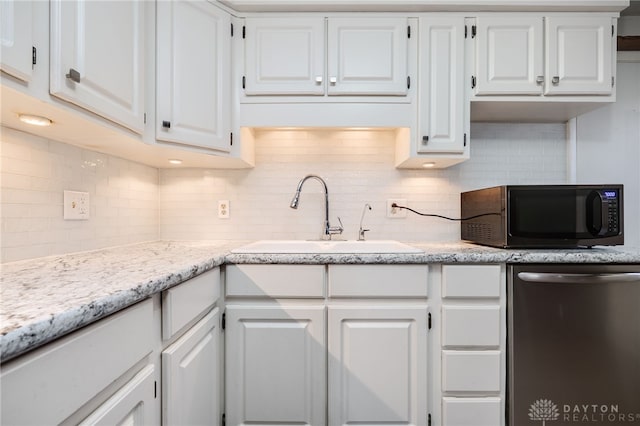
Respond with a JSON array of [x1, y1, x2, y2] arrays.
[[536, 75, 544, 85], [552, 76, 560, 85], [66, 68, 81, 83], [315, 76, 323, 84], [329, 77, 337, 85]]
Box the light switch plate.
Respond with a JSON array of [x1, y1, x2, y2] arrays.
[[64, 190, 90, 220]]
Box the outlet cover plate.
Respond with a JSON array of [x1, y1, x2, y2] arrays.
[[64, 190, 90, 220], [386, 199, 407, 218]]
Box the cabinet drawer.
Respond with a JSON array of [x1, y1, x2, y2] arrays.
[[0, 299, 153, 425], [442, 397, 502, 426], [226, 264, 325, 298], [328, 265, 428, 298], [442, 350, 501, 392], [442, 306, 500, 347], [442, 265, 501, 298], [162, 268, 221, 340]]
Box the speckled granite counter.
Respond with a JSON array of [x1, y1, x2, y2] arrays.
[[1, 240, 638, 362]]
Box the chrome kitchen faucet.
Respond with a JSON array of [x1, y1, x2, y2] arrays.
[[290, 175, 343, 240]]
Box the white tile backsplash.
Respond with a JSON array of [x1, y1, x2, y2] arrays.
[[160, 123, 568, 242], [1, 127, 159, 262], [1, 123, 567, 261]]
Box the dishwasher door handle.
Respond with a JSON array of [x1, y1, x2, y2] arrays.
[[517, 272, 640, 284]]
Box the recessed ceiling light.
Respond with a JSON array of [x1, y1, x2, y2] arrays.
[[168, 159, 183, 165], [422, 162, 436, 168], [18, 114, 53, 127]]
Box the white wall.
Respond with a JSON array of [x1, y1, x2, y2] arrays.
[[160, 123, 568, 242], [0, 127, 159, 262], [576, 59, 640, 248]]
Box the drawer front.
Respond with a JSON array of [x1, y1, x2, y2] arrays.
[[442, 397, 502, 426], [442, 350, 501, 392], [226, 264, 325, 298], [442, 265, 501, 298], [0, 299, 153, 425], [442, 306, 500, 347], [328, 264, 428, 298], [162, 268, 220, 340]]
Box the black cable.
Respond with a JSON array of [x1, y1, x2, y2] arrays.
[[391, 203, 501, 221]]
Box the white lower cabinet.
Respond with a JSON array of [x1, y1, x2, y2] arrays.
[[439, 264, 505, 426], [163, 308, 221, 426], [225, 305, 326, 426], [328, 306, 428, 426]]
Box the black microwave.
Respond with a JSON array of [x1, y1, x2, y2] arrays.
[[460, 185, 623, 248]]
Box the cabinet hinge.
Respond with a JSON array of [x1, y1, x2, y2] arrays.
[[242, 76, 246, 89], [465, 25, 468, 38], [144, 113, 146, 124], [242, 25, 246, 39], [612, 76, 615, 87], [464, 133, 467, 147], [407, 76, 411, 89], [428, 413, 432, 426], [222, 413, 226, 426], [32, 46, 36, 66], [612, 25, 615, 37], [154, 381, 157, 399], [471, 75, 476, 89], [231, 23, 234, 37], [471, 25, 477, 38], [222, 312, 226, 330], [230, 132, 233, 146], [407, 25, 411, 39], [428, 312, 432, 330]]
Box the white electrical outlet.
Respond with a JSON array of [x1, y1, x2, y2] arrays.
[[64, 190, 90, 220], [218, 200, 230, 219], [386, 199, 407, 218]]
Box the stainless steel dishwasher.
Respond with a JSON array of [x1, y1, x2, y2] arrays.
[[508, 264, 640, 425]]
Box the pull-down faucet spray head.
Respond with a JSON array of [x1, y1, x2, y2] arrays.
[[290, 191, 301, 209]]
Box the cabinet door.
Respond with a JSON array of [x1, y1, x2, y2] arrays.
[[225, 305, 326, 426], [328, 306, 428, 426], [156, 0, 231, 152], [244, 17, 325, 95], [79, 365, 157, 426], [49, 0, 144, 133], [163, 308, 221, 426], [1, 0, 33, 82], [418, 17, 466, 153], [327, 17, 409, 96], [545, 16, 613, 95], [475, 16, 543, 95]]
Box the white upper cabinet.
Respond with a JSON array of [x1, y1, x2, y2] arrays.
[[156, 0, 231, 152], [474, 15, 615, 97], [1, 0, 33, 82], [475, 16, 544, 95], [545, 16, 613, 95], [327, 17, 409, 96], [243, 16, 409, 97], [244, 17, 325, 95], [418, 16, 467, 154], [49, 0, 145, 133]]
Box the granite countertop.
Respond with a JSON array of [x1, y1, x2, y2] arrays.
[[1, 240, 639, 362]]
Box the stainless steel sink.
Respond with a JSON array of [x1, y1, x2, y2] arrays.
[[231, 240, 422, 254]]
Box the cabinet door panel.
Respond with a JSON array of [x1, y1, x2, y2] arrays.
[[244, 18, 325, 95], [49, 0, 144, 132], [79, 365, 157, 426], [475, 17, 543, 95], [418, 17, 465, 153], [328, 18, 408, 96], [225, 305, 326, 426], [1, 0, 33, 82], [545, 16, 613, 95], [156, 0, 231, 152], [163, 308, 221, 426], [328, 306, 428, 426], [442, 397, 502, 426]]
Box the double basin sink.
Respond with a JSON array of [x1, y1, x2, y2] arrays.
[[232, 240, 422, 254]]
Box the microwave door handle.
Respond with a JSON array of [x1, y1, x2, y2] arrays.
[[517, 272, 640, 284]]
